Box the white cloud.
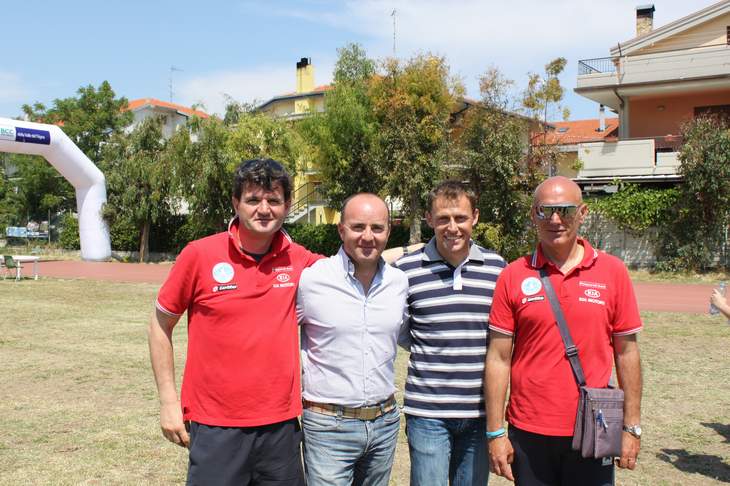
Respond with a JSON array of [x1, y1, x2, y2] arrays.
[[271, 0, 711, 117], [177, 61, 335, 117]]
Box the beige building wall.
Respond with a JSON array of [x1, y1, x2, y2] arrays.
[[637, 13, 730, 54], [628, 89, 730, 138], [555, 151, 579, 178], [260, 100, 294, 118]]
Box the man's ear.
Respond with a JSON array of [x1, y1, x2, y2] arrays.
[[231, 196, 239, 215], [471, 208, 480, 227], [577, 203, 589, 224], [425, 212, 434, 229], [337, 222, 346, 242]]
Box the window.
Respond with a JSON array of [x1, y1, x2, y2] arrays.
[[695, 105, 730, 118]]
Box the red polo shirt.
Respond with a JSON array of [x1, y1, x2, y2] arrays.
[[156, 218, 322, 427], [488, 239, 642, 436]]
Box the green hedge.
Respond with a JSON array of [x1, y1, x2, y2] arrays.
[[58, 213, 191, 253], [58, 213, 81, 250], [283, 223, 435, 257], [58, 217, 438, 257]]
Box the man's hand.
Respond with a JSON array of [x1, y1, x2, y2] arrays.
[[488, 435, 515, 481], [616, 432, 640, 469], [160, 400, 190, 448]]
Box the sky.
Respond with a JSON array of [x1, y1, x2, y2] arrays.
[[0, 0, 714, 121]]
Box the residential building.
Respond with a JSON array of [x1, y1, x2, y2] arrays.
[[538, 112, 619, 179], [257, 58, 334, 224], [574, 0, 730, 190], [258, 58, 330, 121], [125, 98, 209, 139]]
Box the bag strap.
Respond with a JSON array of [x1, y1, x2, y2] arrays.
[[538, 267, 587, 387]]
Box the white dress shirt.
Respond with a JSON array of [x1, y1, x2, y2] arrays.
[[297, 246, 409, 407]]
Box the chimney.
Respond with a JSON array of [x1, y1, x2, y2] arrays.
[[598, 105, 606, 132], [636, 4, 655, 37], [296, 57, 314, 94]]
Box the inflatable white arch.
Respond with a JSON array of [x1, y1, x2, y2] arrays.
[[0, 117, 111, 261]]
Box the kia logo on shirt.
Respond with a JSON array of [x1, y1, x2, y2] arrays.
[[584, 289, 601, 298], [276, 273, 291, 283]]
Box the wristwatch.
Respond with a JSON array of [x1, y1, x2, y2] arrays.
[[623, 424, 642, 438]]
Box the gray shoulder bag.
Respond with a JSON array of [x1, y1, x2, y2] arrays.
[[539, 267, 624, 459]]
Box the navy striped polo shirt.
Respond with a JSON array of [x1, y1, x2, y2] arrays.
[[395, 238, 506, 418]]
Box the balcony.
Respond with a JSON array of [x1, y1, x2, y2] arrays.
[[578, 57, 617, 75], [576, 44, 730, 108], [577, 136, 682, 180]]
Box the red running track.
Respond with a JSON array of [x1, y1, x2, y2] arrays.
[[27, 260, 715, 314]]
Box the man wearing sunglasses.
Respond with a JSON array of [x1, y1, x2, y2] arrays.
[[485, 176, 643, 485]]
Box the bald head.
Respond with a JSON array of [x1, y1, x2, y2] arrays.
[[533, 176, 583, 207], [341, 193, 389, 223]]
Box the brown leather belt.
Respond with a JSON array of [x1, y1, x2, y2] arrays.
[[303, 395, 397, 421]]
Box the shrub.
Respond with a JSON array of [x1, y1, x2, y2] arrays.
[[473, 222, 534, 262], [58, 213, 80, 250], [284, 224, 341, 256], [283, 222, 434, 257]]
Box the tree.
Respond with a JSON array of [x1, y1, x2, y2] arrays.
[[22, 81, 133, 163], [656, 116, 730, 270], [170, 106, 305, 241], [298, 43, 382, 208], [455, 67, 533, 260], [102, 116, 172, 262], [6, 154, 74, 222], [370, 54, 460, 243], [522, 57, 568, 176]]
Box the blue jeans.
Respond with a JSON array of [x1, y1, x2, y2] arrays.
[[302, 406, 400, 486], [406, 415, 489, 486]]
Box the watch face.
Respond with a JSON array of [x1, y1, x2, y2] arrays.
[[633, 425, 642, 436]]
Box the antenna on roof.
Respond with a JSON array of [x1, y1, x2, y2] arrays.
[[391, 9, 397, 56], [169, 66, 183, 102]]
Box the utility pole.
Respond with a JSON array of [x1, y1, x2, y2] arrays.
[[391, 9, 397, 56], [169, 66, 183, 102]]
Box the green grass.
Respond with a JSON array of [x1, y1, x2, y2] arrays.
[[1, 279, 729, 485]]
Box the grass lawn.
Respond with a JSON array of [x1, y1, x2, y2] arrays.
[[1, 278, 729, 485]]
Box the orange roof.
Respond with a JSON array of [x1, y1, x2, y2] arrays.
[[535, 118, 619, 145], [125, 98, 209, 119], [275, 85, 333, 97]]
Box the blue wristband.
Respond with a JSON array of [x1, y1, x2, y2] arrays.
[[486, 427, 506, 439]]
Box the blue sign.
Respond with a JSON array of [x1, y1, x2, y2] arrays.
[[6, 226, 28, 238], [15, 127, 51, 145]]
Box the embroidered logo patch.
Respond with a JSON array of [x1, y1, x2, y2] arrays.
[[584, 289, 601, 298], [579, 280, 607, 289], [212, 262, 234, 283], [276, 273, 291, 283], [212, 284, 238, 293], [521, 277, 542, 296], [521, 295, 545, 304]]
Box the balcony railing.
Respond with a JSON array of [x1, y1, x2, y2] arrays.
[[577, 136, 684, 178], [578, 57, 616, 75]]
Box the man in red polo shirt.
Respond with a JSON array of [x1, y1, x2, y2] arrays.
[[485, 176, 643, 485], [148, 159, 321, 485]]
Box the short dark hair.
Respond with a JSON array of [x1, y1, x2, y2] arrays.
[[427, 180, 477, 213], [232, 159, 292, 202]]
